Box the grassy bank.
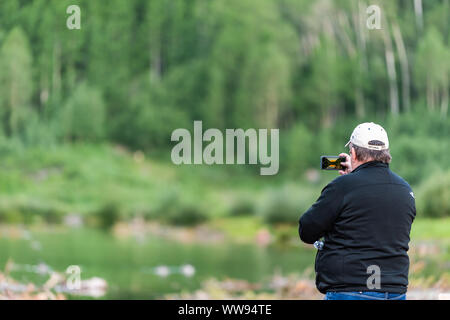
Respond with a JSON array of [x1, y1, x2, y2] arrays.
[[0, 142, 447, 228], [0, 142, 321, 226]]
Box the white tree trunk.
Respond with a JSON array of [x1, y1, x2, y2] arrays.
[[150, 47, 162, 81], [337, 9, 365, 118], [414, 0, 424, 32], [392, 24, 411, 112], [441, 82, 449, 116], [382, 24, 399, 115]]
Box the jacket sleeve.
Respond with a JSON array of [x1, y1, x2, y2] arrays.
[[299, 179, 343, 244]]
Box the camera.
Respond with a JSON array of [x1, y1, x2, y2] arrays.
[[320, 156, 346, 170]]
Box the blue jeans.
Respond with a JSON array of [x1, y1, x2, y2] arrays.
[[325, 291, 406, 300]]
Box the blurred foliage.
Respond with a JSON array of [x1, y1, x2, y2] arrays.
[[259, 185, 316, 225], [0, 0, 447, 225], [417, 171, 450, 218], [229, 196, 256, 217], [0, 199, 63, 225], [0, 27, 33, 136], [152, 187, 208, 225], [56, 82, 106, 142], [0, 0, 446, 148], [90, 202, 122, 230], [165, 203, 207, 226]]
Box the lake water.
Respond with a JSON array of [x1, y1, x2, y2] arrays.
[[0, 227, 315, 299]]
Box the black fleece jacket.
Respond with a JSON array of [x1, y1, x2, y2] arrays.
[[299, 161, 416, 294]]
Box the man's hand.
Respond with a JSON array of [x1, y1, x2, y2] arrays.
[[339, 153, 352, 175]]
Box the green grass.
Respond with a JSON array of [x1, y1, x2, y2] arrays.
[[209, 216, 266, 241], [0, 142, 288, 224], [410, 218, 450, 240], [208, 215, 450, 244], [0, 142, 448, 231], [0, 143, 161, 216]]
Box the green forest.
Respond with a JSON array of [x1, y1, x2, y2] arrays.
[[0, 0, 448, 223]]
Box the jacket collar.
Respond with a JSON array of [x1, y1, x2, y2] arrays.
[[351, 160, 388, 173]]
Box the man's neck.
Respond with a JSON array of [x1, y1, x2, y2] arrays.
[[352, 159, 375, 171]]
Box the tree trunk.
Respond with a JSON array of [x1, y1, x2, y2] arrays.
[[356, 1, 368, 71], [337, 10, 365, 118], [150, 46, 162, 81], [414, 0, 424, 33], [9, 73, 18, 135], [426, 78, 433, 111], [392, 24, 411, 112], [52, 41, 61, 102], [355, 87, 365, 118], [441, 81, 449, 116], [428, 83, 437, 111], [382, 23, 399, 116], [432, 86, 438, 111], [39, 73, 49, 114]]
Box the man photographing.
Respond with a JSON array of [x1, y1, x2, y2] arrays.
[[299, 122, 416, 300]]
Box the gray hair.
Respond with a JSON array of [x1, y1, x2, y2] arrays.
[[350, 142, 392, 164]]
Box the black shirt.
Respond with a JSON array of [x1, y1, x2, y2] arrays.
[[299, 161, 416, 294]]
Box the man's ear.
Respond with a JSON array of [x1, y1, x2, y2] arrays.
[[351, 147, 357, 161]]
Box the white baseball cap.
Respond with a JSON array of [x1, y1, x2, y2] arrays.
[[345, 122, 389, 150]]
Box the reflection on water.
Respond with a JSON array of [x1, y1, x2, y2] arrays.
[[0, 227, 315, 299]]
